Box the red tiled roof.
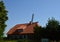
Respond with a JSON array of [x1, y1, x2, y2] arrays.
[[7, 22, 39, 35]]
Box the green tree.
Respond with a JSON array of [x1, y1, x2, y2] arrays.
[[34, 26, 42, 40], [0, 1, 8, 38], [46, 17, 59, 31], [46, 17, 60, 41]]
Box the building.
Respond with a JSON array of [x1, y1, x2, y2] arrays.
[[7, 14, 40, 39]]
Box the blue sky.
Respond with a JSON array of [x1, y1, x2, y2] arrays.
[[3, 0, 60, 36]]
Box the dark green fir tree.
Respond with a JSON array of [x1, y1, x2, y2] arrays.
[[0, 1, 8, 38]]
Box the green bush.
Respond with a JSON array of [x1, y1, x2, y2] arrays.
[[18, 39, 29, 42]]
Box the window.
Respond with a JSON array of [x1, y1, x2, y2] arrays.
[[17, 29, 23, 32]]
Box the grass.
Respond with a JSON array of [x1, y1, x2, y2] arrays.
[[1, 39, 34, 42], [0, 39, 17, 42], [1, 39, 60, 42]]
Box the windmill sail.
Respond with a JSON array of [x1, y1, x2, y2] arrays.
[[30, 14, 34, 24]]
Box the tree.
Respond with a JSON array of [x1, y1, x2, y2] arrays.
[[0, 1, 8, 38], [34, 26, 41, 40], [34, 26, 48, 40], [46, 17, 60, 41], [46, 17, 59, 31]]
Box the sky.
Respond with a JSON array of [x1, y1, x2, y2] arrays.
[[3, 0, 60, 36]]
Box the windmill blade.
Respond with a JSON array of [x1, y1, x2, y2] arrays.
[[31, 13, 34, 23]]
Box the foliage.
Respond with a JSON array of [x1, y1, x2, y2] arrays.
[[17, 39, 28, 42], [46, 17, 59, 31], [46, 17, 60, 40], [0, 1, 8, 38], [34, 17, 60, 41], [34, 26, 42, 40]]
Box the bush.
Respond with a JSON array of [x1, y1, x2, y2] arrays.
[[18, 39, 29, 42]]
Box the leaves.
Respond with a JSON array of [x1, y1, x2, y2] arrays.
[[0, 1, 8, 38], [46, 17, 59, 31]]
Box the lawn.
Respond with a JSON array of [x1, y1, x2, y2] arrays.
[[0, 39, 35, 42], [0, 39, 17, 42]]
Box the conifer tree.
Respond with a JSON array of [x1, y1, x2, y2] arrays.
[[0, 1, 8, 38]]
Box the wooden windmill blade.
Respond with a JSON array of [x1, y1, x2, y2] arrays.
[[31, 13, 34, 24]]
